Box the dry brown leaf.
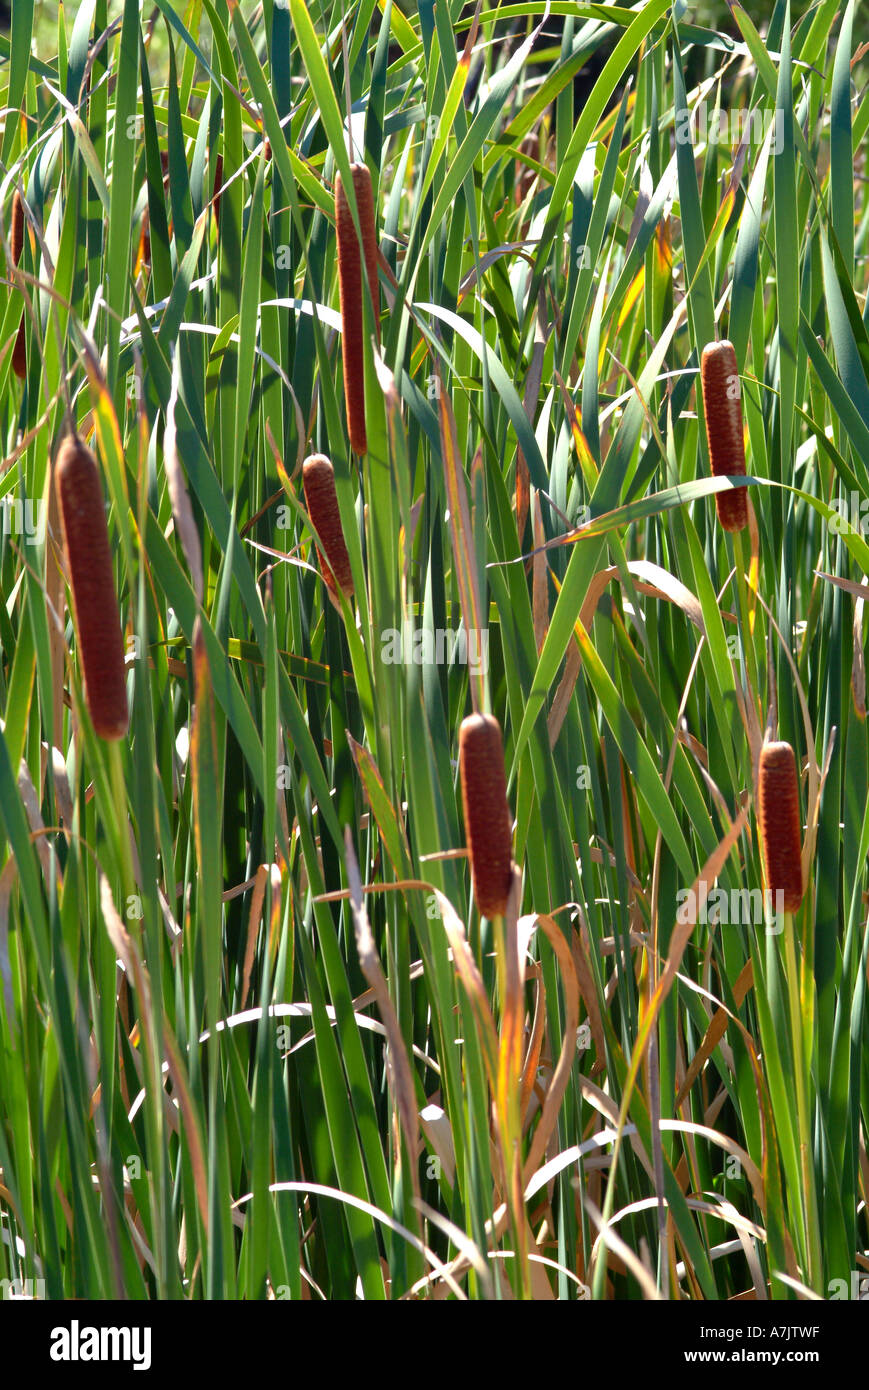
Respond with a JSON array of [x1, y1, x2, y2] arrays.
[[521, 912, 580, 1183], [532, 490, 549, 655], [674, 958, 754, 1109], [345, 829, 421, 1201]]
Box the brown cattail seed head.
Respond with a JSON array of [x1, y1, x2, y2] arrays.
[[335, 162, 379, 454], [459, 714, 514, 918], [700, 340, 747, 533], [302, 454, 354, 599], [55, 436, 129, 741], [757, 741, 803, 913], [12, 317, 27, 379], [11, 191, 26, 379]]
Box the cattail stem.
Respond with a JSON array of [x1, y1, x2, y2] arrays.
[[301, 454, 354, 599], [730, 527, 760, 703], [55, 434, 129, 741], [700, 340, 747, 533], [212, 152, 223, 230], [781, 906, 822, 1287], [458, 713, 514, 919], [108, 739, 138, 925], [335, 162, 379, 455]]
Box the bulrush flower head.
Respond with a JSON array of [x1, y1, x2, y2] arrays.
[[757, 740, 803, 914], [11, 189, 26, 379], [700, 339, 748, 533], [55, 435, 129, 740], [458, 713, 514, 918], [301, 454, 354, 599]]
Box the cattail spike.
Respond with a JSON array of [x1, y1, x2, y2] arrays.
[[335, 162, 379, 455], [459, 714, 514, 918], [701, 339, 748, 533], [757, 740, 803, 913], [302, 454, 354, 599], [11, 190, 26, 380], [12, 318, 27, 379], [55, 435, 129, 741]]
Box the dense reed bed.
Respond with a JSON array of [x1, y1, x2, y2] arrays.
[[0, 0, 866, 1303]]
